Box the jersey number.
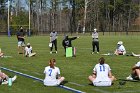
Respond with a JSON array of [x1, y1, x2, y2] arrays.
[[49, 69, 52, 76], [100, 65, 105, 71]]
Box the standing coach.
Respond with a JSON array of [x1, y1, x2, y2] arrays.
[[92, 28, 99, 54]]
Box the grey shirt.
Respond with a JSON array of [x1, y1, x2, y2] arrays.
[[50, 32, 57, 42]]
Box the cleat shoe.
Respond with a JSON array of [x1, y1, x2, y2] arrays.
[[12, 75, 17, 82], [2, 81, 8, 84], [92, 52, 94, 54], [126, 76, 133, 80]]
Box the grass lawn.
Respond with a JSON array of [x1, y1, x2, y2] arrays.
[[0, 34, 140, 93]]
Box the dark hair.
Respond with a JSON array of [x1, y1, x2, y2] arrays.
[[99, 57, 105, 65]]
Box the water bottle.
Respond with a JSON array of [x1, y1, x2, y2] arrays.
[[8, 76, 12, 86]]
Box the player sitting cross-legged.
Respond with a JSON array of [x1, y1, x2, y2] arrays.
[[88, 57, 116, 86], [114, 41, 126, 55], [43, 58, 65, 86]]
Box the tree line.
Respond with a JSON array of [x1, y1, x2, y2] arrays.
[[0, 0, 139, 35]]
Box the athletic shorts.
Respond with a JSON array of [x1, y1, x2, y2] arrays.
[[93, 78, 112, 86], [93, 81, 112, 86], [18, 41, 25, 47], [44, 79, 61, 86]]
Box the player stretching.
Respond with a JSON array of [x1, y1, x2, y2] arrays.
[[88, 57, 116, 86], [43, 58, 65, 86]]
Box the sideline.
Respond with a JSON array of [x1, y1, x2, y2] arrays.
[[0, 66, 85, 93]]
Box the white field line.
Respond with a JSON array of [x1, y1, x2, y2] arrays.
[[0, 66, 86, 93], [68, 82, 85, 87]]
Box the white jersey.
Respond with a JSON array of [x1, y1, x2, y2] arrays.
[[44, 66, 60, 86], [92, 32, 99, 41], [117, 45, 126, 53], [135, 61, 140, 67], [50, 32, 57, 42], [25, 46, 32, 55], [93, 63, 112, 86], [93, 63, 111, 81]]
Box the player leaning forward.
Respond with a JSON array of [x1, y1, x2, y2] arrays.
[[126, 61, 140, 80], [88, 57, 116, 86], [43, 59, 65, 86]]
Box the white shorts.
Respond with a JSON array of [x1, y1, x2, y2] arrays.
[[44, 79, 61, 86], [93, 81, 112, 86], [93, 78, 112, 86], [18, 41, 25, 47]]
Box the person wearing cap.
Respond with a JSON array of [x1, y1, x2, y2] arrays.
[[114, 41, 126, 55], [50, 31, 58, 54], [88, 57, 116, 86], [92, 28, 99, 54], [43, 58, 65, 86], [16, 26, 26, 54], [24, 43, 36, 57]]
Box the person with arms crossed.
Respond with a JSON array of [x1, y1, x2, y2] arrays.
[[50, 31, 58, 54], [114, 41, 126, 55], [24, 43, 36, 57], [92, 28, 99, 54], [17, 26, 25, 54], [88, 57, 116, 86], [126, 61, 140, 80], [43, 58, 65, 86]]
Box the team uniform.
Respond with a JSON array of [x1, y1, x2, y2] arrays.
[[92, 31, 99, 53], [44, 66, 61, 86], [126, 61, 140, 80], [116, 45, 126, 55], [24, 46, 36, 57], [50, 32, 57, 53], [92, 63, 112, 86]]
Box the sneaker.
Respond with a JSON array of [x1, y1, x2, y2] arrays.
[[2, 81, 8, 84], [12, 75, 17, 82], [92, 52, 94, 54], [97, 52, 99, 54], [50, 51, 52, 54], [55, 51, 57, 54], [126, 76, 133, 80]]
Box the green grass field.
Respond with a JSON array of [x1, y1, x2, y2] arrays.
[[0, 35, 140, 93]]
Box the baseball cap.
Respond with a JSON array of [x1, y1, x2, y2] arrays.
[[117, 41, 123, 45], [27, 43, 30, 46]]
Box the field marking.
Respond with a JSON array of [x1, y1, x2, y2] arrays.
[[0, 66, 86, 93], [68, 82, 85, 87]]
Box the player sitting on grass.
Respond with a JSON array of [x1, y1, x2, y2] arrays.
[[126, 61, 140, 80], [43, 58, 65, 86], [0, 48, 4, 57], [88, 57, 116, 86], [0, 71, 17, 85], [114, 41, 126, 55], [24, 43, 36, 57]]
